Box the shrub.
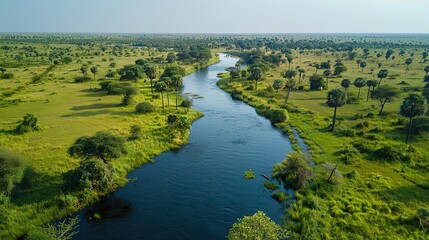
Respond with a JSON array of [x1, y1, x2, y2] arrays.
[[167, 114, 178, 125], [411, 116, 429, 134], [355, 121, 370, 129], [99, 81, 112, 91], [2, 73, 14, 79], [63, 159, 112, 192], [267, 109, 288, 123], [272, 191, 290, 202], [374, 145, 403, 162], [74, 76, 91, 83], [0, 149, 26, 195], [244, 170, 255, 179], [180, 99, 192, 108], [15, 114, 40, 134], [264, 181, 280, 191], [128, 125, 142, 141], [135, 102, 155, 114], [105, 71, 116, 78]]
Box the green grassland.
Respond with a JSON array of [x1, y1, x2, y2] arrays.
[[218, 48, 429, 239], [0, 42, 218, 239]]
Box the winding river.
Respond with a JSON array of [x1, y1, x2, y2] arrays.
[[74, 54, 293, 240]]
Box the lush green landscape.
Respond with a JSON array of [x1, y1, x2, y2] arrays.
[[1, 34, 429, 239]]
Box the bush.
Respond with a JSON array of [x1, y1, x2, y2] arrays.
[[264, 181, 280, 191], [0, 149, 26, 195], [272, 191, 289, 202], [99, 81, 112, 91], [105, 71, 116, 78], [374, 145, 403, 162], [180, 99, 192, 108], [267, 109, 288, 123], [135, 102, 155, 114], [74, 76, 91, 83], [244, 170, 255, 179], [15, 114, 40, 134], [2, 73, 14, 79], [107, 82, 131, 95], [63, 159, 112, 192], [411, 116, 429, 134], [128, 125, 142, 141], [167, 114, 178, 125]]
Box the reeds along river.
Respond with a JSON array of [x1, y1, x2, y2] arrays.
[[74, 53, 293, 240]]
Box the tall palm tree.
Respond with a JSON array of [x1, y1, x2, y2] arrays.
[[171, 75, 183, 110], [145, 66, 157, 94], [281, 70, 297, 105], [326, 88, 346, 131], [298, 68, 306, 83], [377, 69, 388, 86], [366, 79, 378, 101], [400, 94, 426, 144], [354, 78, 366, 100], [323, 69, 331, 89], [405, 58, 413, 73], [250, 67, 262, 90]]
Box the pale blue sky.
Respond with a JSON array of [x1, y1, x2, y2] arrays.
[[0, 0, 427, 33]]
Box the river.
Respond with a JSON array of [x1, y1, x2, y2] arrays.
[[74, 53, 293, 240]]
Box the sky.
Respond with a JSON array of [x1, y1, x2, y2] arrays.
[[0, 0, 427, 33]]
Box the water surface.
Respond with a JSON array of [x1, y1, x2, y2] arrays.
[[75, 54, 292, 240]]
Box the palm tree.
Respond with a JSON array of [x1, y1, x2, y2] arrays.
[[326, 88, 346, 131], [323, 69, 331, 89], [354, 78, 366, 100], [250, 67, 263, 90], [366, 79, 378, 101], [281, 70, 297, 104], [359, 61, 367, 72], [341, 79, 351, 103], [90, 66, 98, 80], [272, 80, 283, 92], [377, 69, 388, 86], [171, 75, 183, 110], [145, 66, 157, 94], [155, 81, 167, 111], [400, 94, 426, 144], [286, 55, 294, 69], [405, 58, 413, 73], [297, 68, 306, 83], [162, 77, 172, 108]]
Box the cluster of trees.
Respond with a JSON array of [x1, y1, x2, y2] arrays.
[[176, 46, 211, 64]]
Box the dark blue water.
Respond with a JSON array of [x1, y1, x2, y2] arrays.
[[75, 54, 293, 240]]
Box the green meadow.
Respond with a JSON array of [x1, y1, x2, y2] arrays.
[[0, 39, 217, 239]]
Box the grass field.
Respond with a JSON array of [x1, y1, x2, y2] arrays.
[[0, 42, 218, 239], [218, 47, 429, 239]]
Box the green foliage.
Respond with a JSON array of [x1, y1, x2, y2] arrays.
[[266, 109, 287, 123], [121, 86, 138, 106], [410, 116, 429, 134], [73, 76, 91, 83], [68, 131, 126, 163], [244, 170, 255, 179], [273, 152, 312, 190], [271, 191, 289, 202], [227, 211, 287, 240], [400, 93, 426, 118], [0, 149, 26, 195], [180, 99, 193, 108], [63, 159, 113, 192], [118, 65, 144, 81], [309, 74, 324, 90], [135, 101, 155, 114], [128, 125, 142, 141], [160, 65, 186, 78], [264, 181, 279, 191], [15, 114, 40, 134], [37, 217, 79, 240]]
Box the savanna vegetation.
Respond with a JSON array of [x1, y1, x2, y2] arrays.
[[1, 33, 429, 239], [217, 34, 429, 239], [0, 34, 218, 239]]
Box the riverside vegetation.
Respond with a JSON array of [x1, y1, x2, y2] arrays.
[[0, 34, 217, 239], [218, 35, 429, 239], [1, 34, 429, 239]]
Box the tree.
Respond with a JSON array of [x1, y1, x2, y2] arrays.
[[135, 59, 146, 66], [423, 52, 428, 59], [385, 49, 394, 60], [68, 132, 126, 164], [366, 79, 378, 101], [241, 69, 247, 79], [227, 211, 286, 240], [405, 58, 413, 73], [400, 94, 426, 144], [359, 61, 367, 72], [171, 75, 183, 110], [273, 152, 312, 189], [353, 78, 366, 100], [424, 66, 429, 77], [154, 81, 167, 111], [80, 66, 88, 76], [121, 86, 139, 106], [309, 74, 324, 90], [326, 88, 346, 131], [118, 65, 144, 81], [286, 54, 294, 69], [160, 65, 186, 79], [341, 79, 351, 92], [166, 52, 176, 63], [272, 79, 283, 92], [297, 68, 306, 83], [250, 67, 263, 90], [323, 69, 331, 89], [371, 85, 400, 116], [90, 66, 98, 81], [377, 69, 388, 86], [144, 65, 157, 93], [0, 149, 26, 195], [282, 70, 297, 104], [313, 63, 320, 73], [356, 59, 361, 69], [333, 64, 347, 76]]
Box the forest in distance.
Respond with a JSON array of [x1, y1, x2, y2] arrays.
[[0, 33, 429, 240]]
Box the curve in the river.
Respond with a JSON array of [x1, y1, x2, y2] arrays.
[[74, 53, 293, 240]]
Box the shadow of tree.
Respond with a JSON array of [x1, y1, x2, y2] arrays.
[[70, 103, 120, 111]]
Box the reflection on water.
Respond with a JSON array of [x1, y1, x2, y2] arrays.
[[74, 54, 293, 240]]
